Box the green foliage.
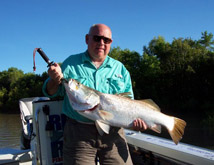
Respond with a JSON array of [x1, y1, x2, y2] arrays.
[[198, 31, 214, 51], [0, 68, 48, 113], [141, 31, 214, 122], [0, 87, 7, 107]]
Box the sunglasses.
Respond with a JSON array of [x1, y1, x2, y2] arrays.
[[90, 35, 112, 44]]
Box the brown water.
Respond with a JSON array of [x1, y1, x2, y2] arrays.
[[0, 114, 22, 149]]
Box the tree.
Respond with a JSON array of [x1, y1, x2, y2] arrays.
[[0, 68, 48, 112], [141, 32, 214, 117], [199, 31, 214, 51], [0, 68, 24, 112]]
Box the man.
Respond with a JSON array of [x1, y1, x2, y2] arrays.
[[43, 24, 147, 165]]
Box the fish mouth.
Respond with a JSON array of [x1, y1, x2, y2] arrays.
[[81, 104, 99, 112]]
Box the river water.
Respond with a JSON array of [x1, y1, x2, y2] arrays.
[[0, 113, 214, 150], [0, 114, 22, 149]]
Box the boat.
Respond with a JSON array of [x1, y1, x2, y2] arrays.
[[0, 97, 214, 165]]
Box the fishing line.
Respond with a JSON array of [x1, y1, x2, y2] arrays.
[[33, 48, 39, 71]]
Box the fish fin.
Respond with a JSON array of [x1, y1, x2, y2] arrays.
[[116, 92, 132, 98], [95, 120, 111, 135], [168, 117, 186, 145], [99, 110, 114, 120], [140, 99, 161, 111], [151, 124, 161, 133]]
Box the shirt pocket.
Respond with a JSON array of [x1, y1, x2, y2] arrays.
[[106, 77, 125, 94]]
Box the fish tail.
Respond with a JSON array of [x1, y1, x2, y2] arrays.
[[168, 117, 186, 145]]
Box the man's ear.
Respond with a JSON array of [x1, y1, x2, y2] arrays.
[[85, 34, 89, 44]]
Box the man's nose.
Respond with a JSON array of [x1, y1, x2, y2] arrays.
[[99, 38, 105, 45]]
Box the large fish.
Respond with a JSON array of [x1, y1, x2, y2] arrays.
[[64, 79, 186, 145]]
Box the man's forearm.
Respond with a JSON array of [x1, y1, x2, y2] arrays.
[[46, 79, 60, 96]]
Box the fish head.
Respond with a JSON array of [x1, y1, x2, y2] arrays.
[[64, 79, 100, 111]]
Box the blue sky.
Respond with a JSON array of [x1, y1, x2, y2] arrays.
[[0, 0, 214, 74]]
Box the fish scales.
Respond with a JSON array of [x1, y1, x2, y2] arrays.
[[99, 93, 173, 129]]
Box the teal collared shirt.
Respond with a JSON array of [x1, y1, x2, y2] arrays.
[[43, 51, 134, 123]]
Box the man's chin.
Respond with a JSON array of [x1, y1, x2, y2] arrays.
[[95, 51, 106, 57]]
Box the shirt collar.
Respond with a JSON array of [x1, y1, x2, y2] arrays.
[[82, 50, 113, 68]]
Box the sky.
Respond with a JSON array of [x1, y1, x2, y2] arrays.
[[0, 0, 214, 74]]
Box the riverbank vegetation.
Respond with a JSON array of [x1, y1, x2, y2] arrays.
[[0, 31, 214, 128]]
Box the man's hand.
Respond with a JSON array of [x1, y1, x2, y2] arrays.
[[46, 63, 63, 95], [133, 118, 148, 132], [48, 63, 63, 84]]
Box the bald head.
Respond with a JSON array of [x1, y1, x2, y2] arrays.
[[88, 24, 112, 38]]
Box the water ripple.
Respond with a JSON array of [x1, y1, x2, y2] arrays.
[[0, 114, 22, 149]]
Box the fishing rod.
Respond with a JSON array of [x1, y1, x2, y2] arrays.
[[33, 48, 68, 83], [33, 48, 54, 71]]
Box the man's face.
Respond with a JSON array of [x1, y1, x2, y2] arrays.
[[86, 25, 112, 61]]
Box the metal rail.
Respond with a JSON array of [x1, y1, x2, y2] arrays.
[[125, 129, 214, 165]]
